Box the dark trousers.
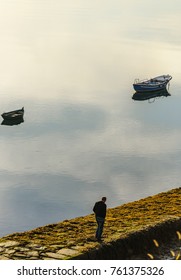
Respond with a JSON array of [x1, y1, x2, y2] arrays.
[[95, 216, 105, 240]]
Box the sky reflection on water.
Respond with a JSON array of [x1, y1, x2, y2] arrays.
[[0, 0, 181, 236]]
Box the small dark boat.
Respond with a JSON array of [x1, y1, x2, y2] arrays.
[[1, 107, 24, 121], [132, 88, 171, 101]]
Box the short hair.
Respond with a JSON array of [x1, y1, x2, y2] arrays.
[[102, 197, 106, 202]]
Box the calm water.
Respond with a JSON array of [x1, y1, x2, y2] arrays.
[[0, 0, 181, 237]]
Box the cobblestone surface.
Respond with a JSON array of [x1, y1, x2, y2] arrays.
[[0, 241, 82, 260], [0, 238, 180, 260]]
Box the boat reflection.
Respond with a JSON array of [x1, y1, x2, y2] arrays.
[[1, 117, 24, 126], [132, 89, 171, 101]]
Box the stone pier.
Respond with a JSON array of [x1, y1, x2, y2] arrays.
[[0, 188, 181, 260]]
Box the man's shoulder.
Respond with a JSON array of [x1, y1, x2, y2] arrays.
[[96, 200, 102, 204], [96, 201, 106, 208], [93, 201, 102, 209], [94, 200, 101, 205]]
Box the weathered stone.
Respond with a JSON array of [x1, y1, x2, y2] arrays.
[[49, 245, 64, 250], [13, 253, 27, 258], [45, 252, 64, 259], [0, 241, 20, 247], [26, 250, 39, 257], [72, 245, 86, 251], [4, 249, 16, 255], [27, 243, 46, 250], [57, 248, 78, 256], [18, 247, 32, 252], [0, 255, 10, 260], [35, 246, 47, 251]]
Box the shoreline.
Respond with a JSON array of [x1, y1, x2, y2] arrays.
[[0, 187, 181, 259]]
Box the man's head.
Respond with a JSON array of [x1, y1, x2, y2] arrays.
[[102, 197, 107, 202]]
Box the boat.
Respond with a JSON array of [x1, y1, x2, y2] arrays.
[[133, 74, 172, 92], [132, 88, 171, 101], [1, 107, 24, 121]]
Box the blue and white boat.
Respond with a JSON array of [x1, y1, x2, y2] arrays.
[[133, 74, 172, 92]]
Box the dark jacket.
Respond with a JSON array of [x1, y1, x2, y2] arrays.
[[93, 201, 107, 218]]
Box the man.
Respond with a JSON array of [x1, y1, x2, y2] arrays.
[[93, 197, 107, 241]]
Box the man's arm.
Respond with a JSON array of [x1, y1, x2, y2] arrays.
[[93, 202, 97, 213]]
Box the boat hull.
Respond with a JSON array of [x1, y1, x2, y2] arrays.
[[133, 83, 167, 92]]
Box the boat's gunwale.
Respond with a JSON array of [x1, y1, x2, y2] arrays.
[[134, 75, 172, 84]]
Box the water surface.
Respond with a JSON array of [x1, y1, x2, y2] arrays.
[[0, 0, 181, 236]]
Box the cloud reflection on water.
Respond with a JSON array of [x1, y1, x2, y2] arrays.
[[1, 97, 181, 184]]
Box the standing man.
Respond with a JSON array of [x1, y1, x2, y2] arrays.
[[93, 197, 107, 241]]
